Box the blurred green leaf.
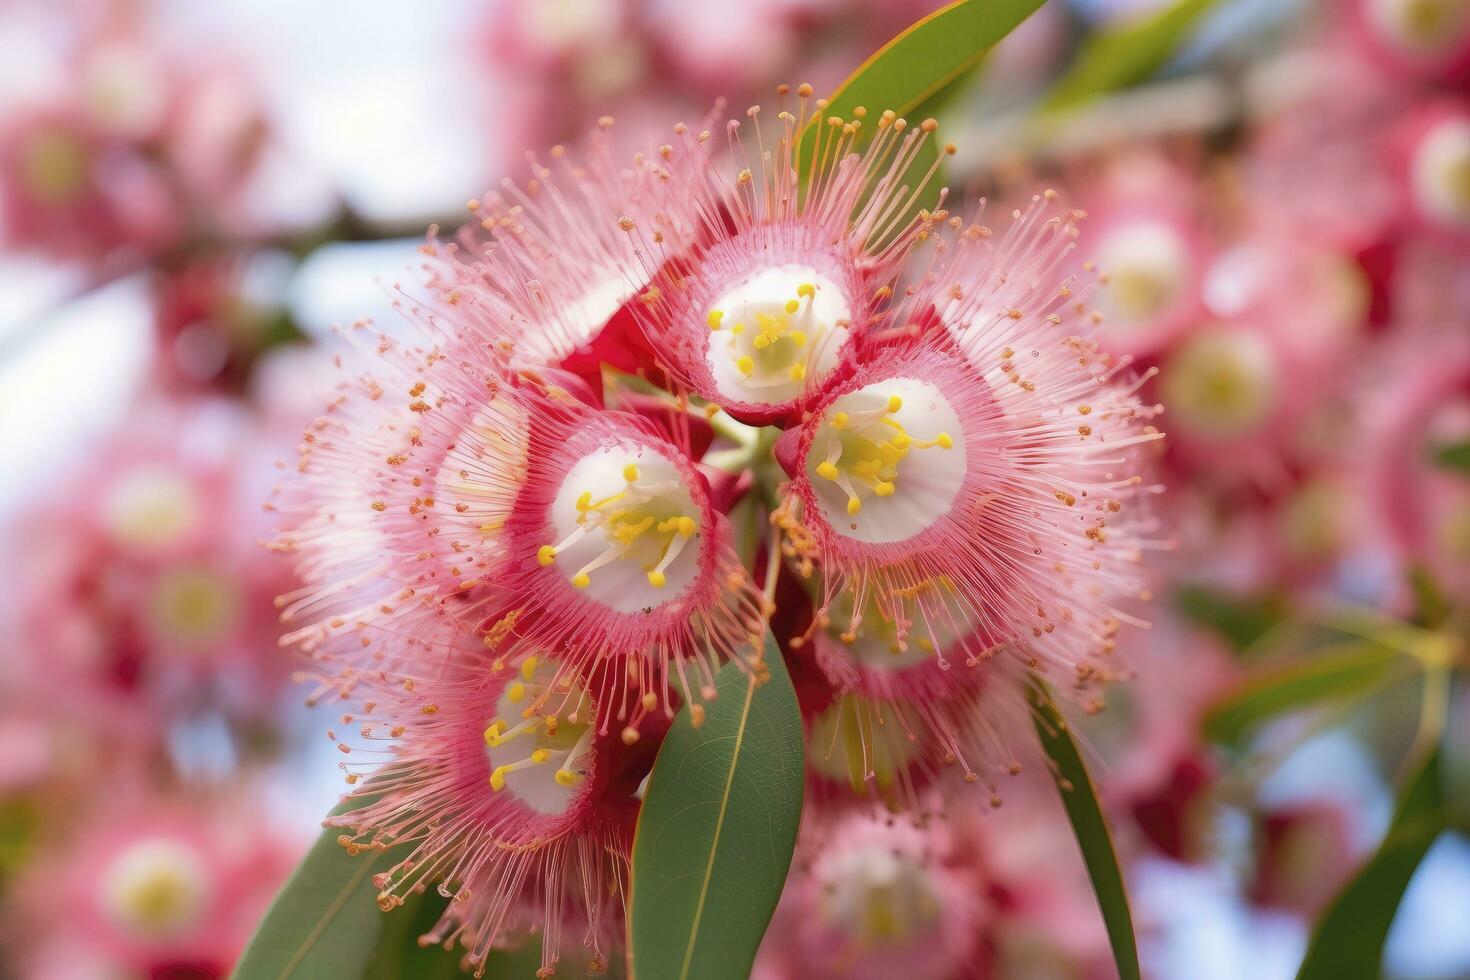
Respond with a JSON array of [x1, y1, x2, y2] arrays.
[[627, 634, 804, 980], [1430, 438, 1470, 472], [1296, 748, 1446, 980], [1028, 678, 1141, 980], [1201, 642, 1415, 748], [1041, 0, 1218, 113], [1174, 584, 1290, 653]]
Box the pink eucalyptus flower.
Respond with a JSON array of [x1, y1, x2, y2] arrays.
[[773, 195, 1162, 704], [324, 641, 660, 977]]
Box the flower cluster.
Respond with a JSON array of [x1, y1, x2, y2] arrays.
[[273, 86, 1162, 975]]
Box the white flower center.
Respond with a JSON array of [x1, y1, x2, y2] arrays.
[[83, 43, 168, 137], [1095, 221, 1189, 327], [1412, 118, 1470, 227], [1367, 0, 1470, 55], [522, 0, 620, 53], [1161, 329, 1279, 439], [540, 445, 701, 613], [147, 567, 240, 649], [705, 265, 852, 406], [102, 467, 203, 552], [819, 841, 941, 948], [482, 656, 595, 816], [100, 839, 211, 939], [806, 379, 966, 544]]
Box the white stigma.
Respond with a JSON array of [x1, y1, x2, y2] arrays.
[[482, 656, 595, 816], [100, 839, 211, 939], [806, 379, 966, 544], [704, 264, 852, 406], [1095, 221, 1189, 328], [1413, 117, 1470, 228], [1162, 328, 1279, 438], [102, 467, 203, 552], [541, 445, 701, 612]]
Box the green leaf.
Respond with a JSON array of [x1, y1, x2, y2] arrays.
[[627, 634, 804, 980], [235, 796, 530, 979], [1041, 0, 1218, 113], [234, 796, 400, 980], [1027, 678, 1141, 980], [1200, 642, 1416, 748], [1430, 438, 1470, 472], [1296, 748, 1446, 980], [1174, 583, 1290, 652], [796, 0, 1046, 223]]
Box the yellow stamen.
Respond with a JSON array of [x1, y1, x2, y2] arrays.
[[707, 310, 724, 330], [537, 545, 557, 566]]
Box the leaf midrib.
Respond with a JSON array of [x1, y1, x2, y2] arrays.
[[676, 675, 758, 980], [272, 855, 378, 980]]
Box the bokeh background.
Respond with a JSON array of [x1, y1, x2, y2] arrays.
[[1, 0, 1467, 977]]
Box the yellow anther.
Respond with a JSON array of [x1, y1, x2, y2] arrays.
[[887, 395, 902, 413], [677, 516, 697, 537], [707, 309, 724, 330], [482, 721, 505, 746], [572, 572, 591, 589], [554, 769, 579, 787], [507, 682, 526, 703], [847, 496, 862, 515], [832, 412, 849, 429], [520, 656, 538, 680], [530, 748, 551, 764], [816, 461, 840, 481], [784, 299, 800, 314], [936, 432, 954, 449], [737, 356, 755, 375], [489, 768, 507, 791], [576, 491, 592, 511], [623, 463, 639, 483], [797, 283, 816, 298], [537, 545, 557, 566], [874, 482, 896, 497], [731, 323, 745, 335], [890, 432, 911, 450], [790, 331, 807, 347], [647, 570, 667, 588], [753, 333, 771, 350], [789, 363, 806, 382]]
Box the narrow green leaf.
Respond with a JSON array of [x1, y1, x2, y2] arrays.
[[1041, 0, 1218, 113], [1027, 678, 1141, 980], [1200, 643, 1415, 747], [795, 0, 1045, 224], [627, 634, 804, 980], [1296, 748, 1446, 980], [1430, 438, 1470, 472], [234, 795, 509, 979], [235, 796, 401, 980], [813, 0, 1045, 128]]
